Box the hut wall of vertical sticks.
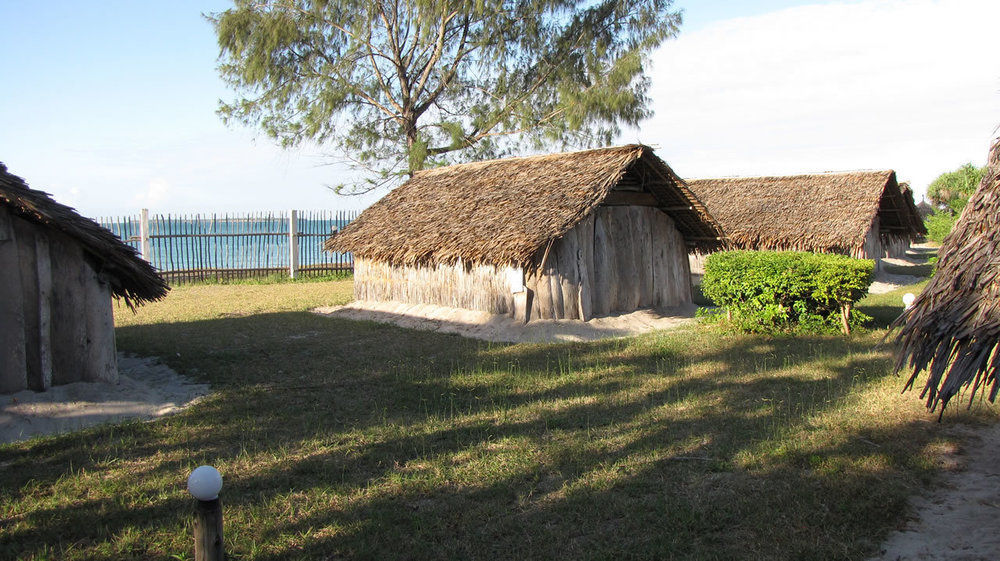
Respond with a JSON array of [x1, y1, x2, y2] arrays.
[[685, 170, 926, 271], [353, 259, 517, 314], [893, 137, 1000, 415], [326, 145, 723, 322], [0, 164, 167, 394]]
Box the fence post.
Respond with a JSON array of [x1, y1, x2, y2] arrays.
[[140, 208, 151, 264], [288, 209, 299, 279]]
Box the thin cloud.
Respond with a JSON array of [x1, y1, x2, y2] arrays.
[[637, 0, 1000, 196]]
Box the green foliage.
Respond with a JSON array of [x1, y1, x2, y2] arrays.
[[922, 162, 984, 242], [701, 251, 874, 334], [924, 212, 958, 243], [927, 162, 986, 214], [211, 0, 682, 193]]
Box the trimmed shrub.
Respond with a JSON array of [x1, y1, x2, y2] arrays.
[[701, 251, 874, 334]]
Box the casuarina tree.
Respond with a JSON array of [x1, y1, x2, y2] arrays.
[[211, 0, 681, 192]]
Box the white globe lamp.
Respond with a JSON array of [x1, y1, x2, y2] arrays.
[[187, 465, 223, 501], [902, 293, 916, 309]]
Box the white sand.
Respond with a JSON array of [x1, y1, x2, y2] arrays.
[[313, 300, 698, 343], [868, 251, 934, 294], [869, 273, 926, 294], [0, 354, 208, 445], [868, 243, 937, 294], [870, 422, 1000, 560]]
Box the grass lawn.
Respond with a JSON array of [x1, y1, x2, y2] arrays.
[[1, 279, 996, 560]]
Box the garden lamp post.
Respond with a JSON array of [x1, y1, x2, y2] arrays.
[[188, 465, 224, 561], [902, 293, 916, 309]]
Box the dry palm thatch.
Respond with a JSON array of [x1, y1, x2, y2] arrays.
[[0, 163, 168, 309], [898, 182, 928, 233], [686, 171, 926, 254], [893, 137, 1000, 415], [916, 199, 935, 220], [326, 145, 723, 267]]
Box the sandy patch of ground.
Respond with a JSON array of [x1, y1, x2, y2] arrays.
[[870, 422, 1000, 560], [313, 300, 698, 343], [869, 248, 936, 294], [869, 273, 926, 294], [0, 354, 208, 445]]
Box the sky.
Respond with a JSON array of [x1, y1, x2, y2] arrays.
[[0, 0, 997, 217]]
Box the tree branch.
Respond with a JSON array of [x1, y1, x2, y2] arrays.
[[413, 14, 471, 117]]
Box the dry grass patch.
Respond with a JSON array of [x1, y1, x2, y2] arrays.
[[0, 280, 996, 560]]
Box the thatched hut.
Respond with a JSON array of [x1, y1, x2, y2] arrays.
[[891, 181, 927, 251], [326, 145, 723, 322], [900, 183, 936, 220], [916, 198, 935, 220], [0, 163, 167, 394], [686, 171, 926, 269], [893, 138, 1000, 415], [898, 182, 929, 239]]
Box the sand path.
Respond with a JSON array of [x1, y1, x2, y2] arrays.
[[0, 354, 208, 445], [313, 300, 699, 343], [870, 422, 1000, 560]]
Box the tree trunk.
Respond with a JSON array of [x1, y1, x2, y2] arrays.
[[403, 113, 423, 173]]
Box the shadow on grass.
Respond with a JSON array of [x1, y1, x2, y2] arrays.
[[0, 311, 970, 560], [881, 262, 934, 277], [860, 305, 905, 330]]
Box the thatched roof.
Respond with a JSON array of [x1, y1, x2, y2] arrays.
[[0, 163, 168, 308], [898, 182, 928, 231], [686, 171, 927, 253], [916, 199, 935, 220], [901, 183, 936, 220], [893, 138, 1000, 415], [326, 145, 723, 266]]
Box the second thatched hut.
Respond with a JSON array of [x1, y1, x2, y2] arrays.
[[326, 145, 724, 322], [686, 170, 926, 270]]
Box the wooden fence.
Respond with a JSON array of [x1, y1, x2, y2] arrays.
[[98, 209, 358, 284]]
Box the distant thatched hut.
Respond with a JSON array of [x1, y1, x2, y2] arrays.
[[891, 181, 927, 250], [898, 182, 929, 239], [686, 171, 926, 269], [900, 182, 936, 220], [326, 145, 723, 322], [916, 199, 935, 220], [0, 163, 167, 394], [894, 138, 1000, 415]]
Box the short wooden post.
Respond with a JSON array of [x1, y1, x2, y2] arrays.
[[188, 465, 224, 561], [288, 209, 299, 279], [139, 208, 151, 263], [194, 498, 224, 561]]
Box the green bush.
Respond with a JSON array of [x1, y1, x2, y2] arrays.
[[924, 212, 957, 243], [701, 251, 874, 334]]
